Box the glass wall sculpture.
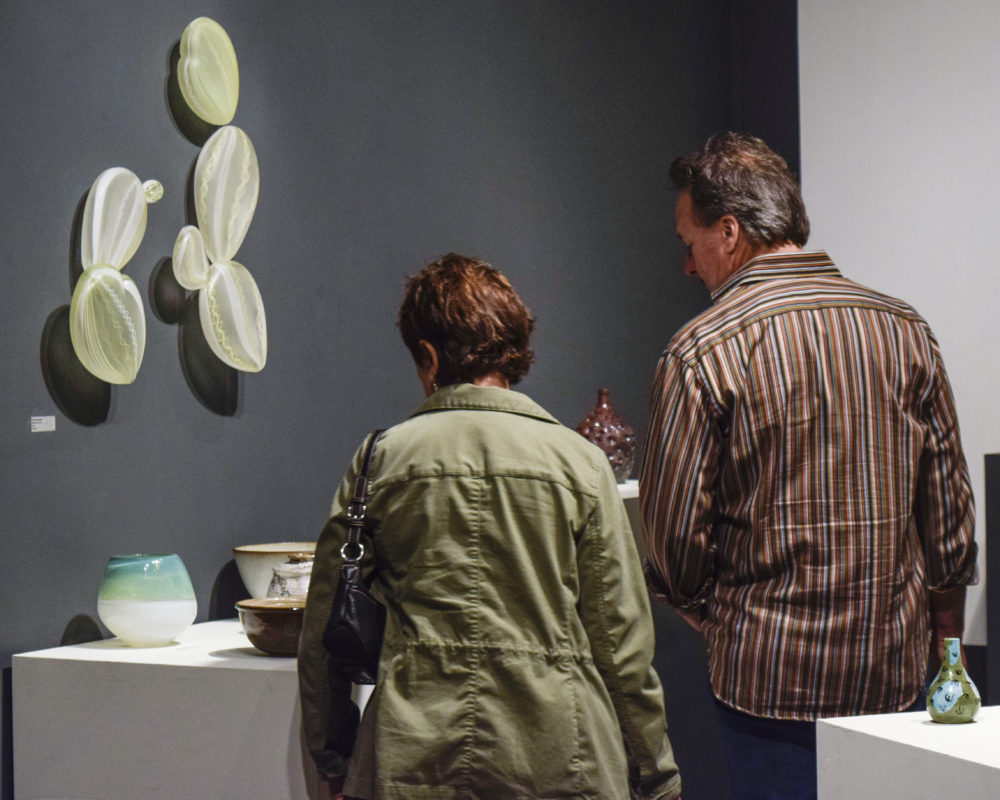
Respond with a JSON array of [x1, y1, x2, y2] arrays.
[[173, 17, 267, 374], [173, 126, 267, 372], [70, 168, 161, 384]]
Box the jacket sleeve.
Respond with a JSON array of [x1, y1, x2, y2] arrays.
[[639, 350, 722, 609], [298, 442, 376, 783], [577, 457, 683, 800]]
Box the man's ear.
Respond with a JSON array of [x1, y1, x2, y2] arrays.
[[719, 214, 742, 254]]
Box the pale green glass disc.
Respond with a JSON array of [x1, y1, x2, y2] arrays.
[[198, 260, 267, 372], [194, 125, 259, 264], [69, 265, 146, 384], [178, 17, 239, 126]]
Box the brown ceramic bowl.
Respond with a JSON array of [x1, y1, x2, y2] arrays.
[[236, 598, 306, 656]]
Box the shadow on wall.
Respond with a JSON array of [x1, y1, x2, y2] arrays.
[[149, 252, 241, 417], [40, 191, 112, 426], [208, 559, 250, 619], [41, 302, 114, 426], [164, 39, 216, 148]]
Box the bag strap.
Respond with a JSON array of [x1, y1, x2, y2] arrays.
[[341, 429, 385, 564]]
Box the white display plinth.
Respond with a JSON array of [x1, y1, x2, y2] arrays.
[[13, 620, 325, 800], [618, 478, 642, 556], [617, 478, 638, 500], [817, 705, 1000, 799]]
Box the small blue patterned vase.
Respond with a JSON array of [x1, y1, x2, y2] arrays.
[[927, 637, 980, 723]]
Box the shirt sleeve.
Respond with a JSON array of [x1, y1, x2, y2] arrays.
[[639, 350, 724, 609], [298, 442, 373, 782], [916, 345, 977, 590], [577, 457, 682, 800]]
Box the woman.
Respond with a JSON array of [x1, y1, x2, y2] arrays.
[[299, 254, 682, 800]]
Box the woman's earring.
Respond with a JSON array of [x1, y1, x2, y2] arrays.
[[432, 381, 440, 392]]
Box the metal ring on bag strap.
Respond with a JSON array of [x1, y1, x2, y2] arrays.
[[340, 541, 364, 562]]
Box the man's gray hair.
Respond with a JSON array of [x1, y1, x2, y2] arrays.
[[669, 132, 809, 248]]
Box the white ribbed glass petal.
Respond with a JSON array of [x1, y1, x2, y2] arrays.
[[69, 266, 146, 384], [194, 126, 259, 263], [80, 168, 148, 271], [198, 261, 267, 372], [172, 225, 211, 290], [178, 17, 239, 126]]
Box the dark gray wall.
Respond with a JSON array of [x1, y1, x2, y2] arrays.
[[1, 1, 799, 798], [0, 0, 722, 662], [730, 0, 801, 178]]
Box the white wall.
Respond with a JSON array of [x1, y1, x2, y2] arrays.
[[799, 0, 1000, 644]]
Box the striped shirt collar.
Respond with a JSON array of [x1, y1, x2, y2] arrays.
[[710, 250, 840, 302]]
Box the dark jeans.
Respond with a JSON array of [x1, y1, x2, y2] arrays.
[[714, 689, 927, 800], [714, 698, 818, 800]]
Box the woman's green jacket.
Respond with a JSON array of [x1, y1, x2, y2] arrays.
[[299, 384, 681, 800]]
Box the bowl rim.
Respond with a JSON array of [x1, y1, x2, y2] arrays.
[[233, 542, 316, 554], [236, 598, 306, 612]]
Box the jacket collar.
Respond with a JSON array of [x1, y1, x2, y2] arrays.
[[411, 383, 559, 424], [711, 250, 840, 302]]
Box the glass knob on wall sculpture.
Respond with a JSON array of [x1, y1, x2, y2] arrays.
[[97, 554, 197, 646]]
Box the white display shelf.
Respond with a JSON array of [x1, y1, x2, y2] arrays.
[[13, 620, 322, 800], [618, 478, 642, 556], [618, 478, 638, 500], [817, 705, 1000, 799]]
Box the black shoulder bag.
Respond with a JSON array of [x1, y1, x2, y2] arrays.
[[322, 429, 386, 684]]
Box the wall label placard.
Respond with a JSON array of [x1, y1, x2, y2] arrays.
[[31, 415, 56, 432]]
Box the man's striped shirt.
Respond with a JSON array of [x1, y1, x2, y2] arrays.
[[640, 250, 977, 719]]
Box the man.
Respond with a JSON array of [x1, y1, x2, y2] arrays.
[[639, 131, 977, 799]]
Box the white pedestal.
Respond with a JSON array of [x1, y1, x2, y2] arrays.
[[817, 706, 1000, 799], [618, 478, 643, 557], [13, 620, 323, 800]]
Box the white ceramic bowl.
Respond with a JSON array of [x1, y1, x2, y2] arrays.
[[232, 542, 316, 598]]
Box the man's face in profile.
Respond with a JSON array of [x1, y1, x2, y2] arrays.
[[675, 190, 731, 292]]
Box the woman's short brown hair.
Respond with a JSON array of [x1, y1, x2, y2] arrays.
[[398, 253, 535, 386]]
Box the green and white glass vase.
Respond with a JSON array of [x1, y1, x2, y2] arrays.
[[97, 553, 197, 646], [927, 637, 981, 723]]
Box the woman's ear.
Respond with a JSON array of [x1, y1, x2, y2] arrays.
[[415, 340, 440, 396], [418, 340, 438, 371]]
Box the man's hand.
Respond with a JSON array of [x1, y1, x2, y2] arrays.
[[928, 585, 966, 675]]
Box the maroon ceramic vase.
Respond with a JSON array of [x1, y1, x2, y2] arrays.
[[575, 388, 635, 483]]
